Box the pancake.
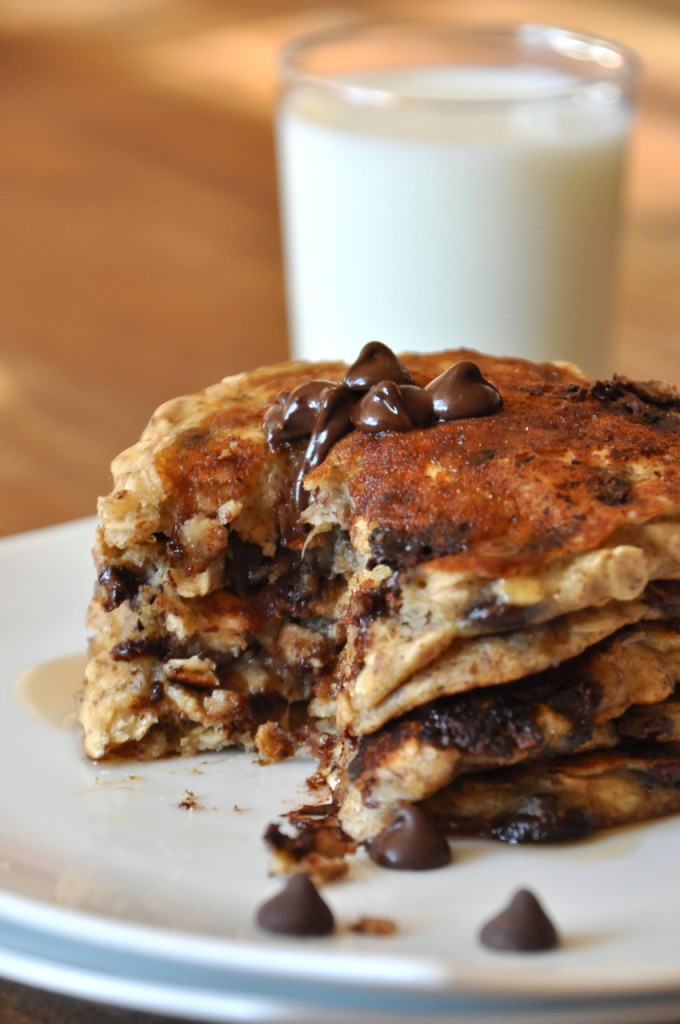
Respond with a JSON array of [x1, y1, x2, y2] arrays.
[[337, 620, 680, 841], [266, 700, 680, 878], [338, 576, 680, 736], [424, 741, 680, 843], [80, 343, 680, 855]]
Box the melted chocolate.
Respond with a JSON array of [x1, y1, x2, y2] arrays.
[[465, 599, 538, 632], [99, 565, 142, 611], [479, 889, 559, 952], [490, 796, 592, 844], [368, 805, 451, 871], [255, 873, 335, 936], [342, 340, 414, 391], [303, 384, 355, 473], [352, 380, 414, 433], [264, 342, 503, 516], [588, 375, 680, 426], [426, 360, 503, 420], [263, 380, 337, 445], [111, 636, 171, 662]]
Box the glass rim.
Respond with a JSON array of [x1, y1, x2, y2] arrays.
[[278, 20, 641, 109]]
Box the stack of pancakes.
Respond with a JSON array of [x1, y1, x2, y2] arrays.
[[80, 347, 680, 846]]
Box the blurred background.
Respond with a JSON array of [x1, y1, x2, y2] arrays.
[[0, 0, 678, 537]]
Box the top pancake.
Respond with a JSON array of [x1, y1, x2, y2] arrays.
[[102, 349, 680, 583], [305, 350, 680, 577]]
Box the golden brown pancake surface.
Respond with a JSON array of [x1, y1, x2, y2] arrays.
[[307, 350, 680, 575], [149, 350, 680, 577]]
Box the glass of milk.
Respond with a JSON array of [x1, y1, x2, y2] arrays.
[[276, 22, 639, 375]]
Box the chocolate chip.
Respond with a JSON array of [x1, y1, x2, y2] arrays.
[[367, 521, 471, 569], [265, 381, 338, 446], [426, 360, 502, 420], [99, 565, 142, 611], [479, 889, 559, 952], [111, 636, 171, 661], [223, 533, 271, 592], [352, 380, 438, 433], [255, 873, 335, 936], [368, 805, 451, 870], [466, 600, 537, 632], [419, 696, 542, 760], [490, 794, 592, 843], [352, 380, 413, 432], [149, 681, 164, 703], [342, 340, 414, 391], [263, 345, 503, 520]]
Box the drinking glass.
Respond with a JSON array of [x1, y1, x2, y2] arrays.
[[276, 21, 639, 375]]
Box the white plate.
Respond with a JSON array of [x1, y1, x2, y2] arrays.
[[4, 912, 680, 1024], [4, 914, 680, 1024], [2, 519, 680, 1022]]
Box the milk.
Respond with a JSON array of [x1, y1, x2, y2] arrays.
[[277, 65, 634, 375]]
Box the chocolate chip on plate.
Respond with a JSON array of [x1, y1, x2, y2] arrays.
[[256, 873, 335, 936], [368, 804, 452, 871], [479, 888, 559, 952]]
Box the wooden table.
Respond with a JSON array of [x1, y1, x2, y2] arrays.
[[0, 1, 678, 1021]]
